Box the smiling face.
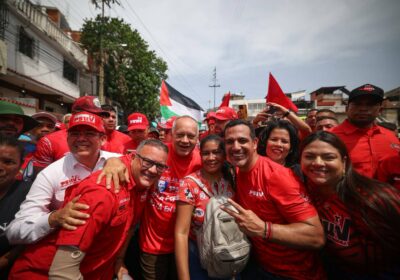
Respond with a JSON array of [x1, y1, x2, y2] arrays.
[[67, 126, 105, 164], [301, 140, 346, 190], [172, 117, 198, 157], [266, 128, 291, 165], [0, 145, 21, 189], [224, 124, 258, 171], [201, 140, 224, 175], [131, 144, 168, 190]]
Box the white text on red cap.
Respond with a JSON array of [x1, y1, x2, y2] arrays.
[[74, 114, 96, 124]]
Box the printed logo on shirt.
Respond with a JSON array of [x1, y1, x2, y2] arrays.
[[157, 179, 168, 193], [321, 213, 351, 246], [390, 143, 400, 152], [184, 188, 193, 200], [249, 189, 264, 197], [60, 175, 81, 189], [194, 208, 205, 218]]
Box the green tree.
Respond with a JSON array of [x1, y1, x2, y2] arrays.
[[80, 16, 168, 119]]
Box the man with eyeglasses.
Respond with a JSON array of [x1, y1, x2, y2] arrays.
[[6, 112, 120, 245], [10, 139, 169, 280], [138, 115, 202, 280]]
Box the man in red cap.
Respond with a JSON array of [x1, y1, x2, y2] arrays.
[[100, 104, 132, 154], [199, 112, 216, 140], [331, 84, 400, 178], [126, 113, 149, 153], [7, 112, 120, 245], [214, 106, 238, 135], [33, 96, 109, 171]]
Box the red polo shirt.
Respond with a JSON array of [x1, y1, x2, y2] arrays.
[[102, 130, 132, 154], [330, 120, 399, 178], [139, 143, 202, 254], [236, 156, 324, 280], [376, 155, 400, 190], [10, 155, 140, 280], [33, 129, 69, 168]]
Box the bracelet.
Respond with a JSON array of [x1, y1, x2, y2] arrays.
[[263, 221, 272, 240], [283, 110, 291, 118]]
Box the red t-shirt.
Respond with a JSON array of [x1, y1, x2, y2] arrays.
[[10, 155, 141, 280], [102, 130, 132, 154], [235, 156, 324, 280], [376, 155, 400, 190], [178, 170, 234, 240], [330, 120, 399, 178], [139, 143, 202, 254], [310, 189, 400, 275], [33, 129, 69, 168]]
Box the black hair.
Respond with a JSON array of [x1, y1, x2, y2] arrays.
[[200, 134, 236, 190], [101, 104, 116, 113], [0, 134, 24, 164], [300, 131, 400, 253], [223, 119, 256, 139], [316, 116, 339, 124], [257, 120, 299, 167], [306, 108, 318, 116]]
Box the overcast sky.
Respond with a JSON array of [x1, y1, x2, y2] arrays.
[[36, 0, 400, 110]]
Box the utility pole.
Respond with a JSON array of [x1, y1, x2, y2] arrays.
[[209, 67, 220, 110], [98, 0, 105, 103]]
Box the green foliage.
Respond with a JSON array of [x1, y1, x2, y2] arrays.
[[80, 16, 168, 119]]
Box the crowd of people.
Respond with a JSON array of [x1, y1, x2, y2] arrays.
[[0, 83, 399, 280]]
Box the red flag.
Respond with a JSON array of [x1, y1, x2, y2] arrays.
[[219, 92, 231, 108], [266, 73, 298, 113]]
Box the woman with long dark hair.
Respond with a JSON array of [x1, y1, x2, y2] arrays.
[[257, 119, 303, 179], [175, 134, 236, 280], [300, 131, 400, 279]]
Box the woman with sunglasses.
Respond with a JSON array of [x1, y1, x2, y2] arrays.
[[175, 135, 236, 280], [300, 131, 400, 279]]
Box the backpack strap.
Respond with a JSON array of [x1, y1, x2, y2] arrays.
[[185, 175, 213, 198]]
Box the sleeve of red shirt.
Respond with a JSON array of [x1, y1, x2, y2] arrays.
[[56, 184, 116, 252], [267, 167, 318, 223], [33, 136, 53, 167], [177, 178, 196, 206]]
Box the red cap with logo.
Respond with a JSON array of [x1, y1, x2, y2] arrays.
[[127, 113, 149, 131], [72, 96, 109, 116], [215, 106, 238, 121], [68, 112, 105, 133]]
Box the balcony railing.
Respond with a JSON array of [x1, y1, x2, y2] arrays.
[[8, 0, 88, 68]]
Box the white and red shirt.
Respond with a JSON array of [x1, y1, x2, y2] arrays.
[[6, 150, 120, 245], [9, 155, 141, 280], [139, 143, 202, 254], [236, 156, 325, 280], [178, 170, 234, 240]]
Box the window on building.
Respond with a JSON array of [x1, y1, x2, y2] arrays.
[[63, 59, 78, 84], [18, 28, 35, 58]]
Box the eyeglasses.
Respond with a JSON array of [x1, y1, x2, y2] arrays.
[[136, 154, 168, 174]]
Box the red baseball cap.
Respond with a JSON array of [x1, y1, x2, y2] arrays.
[[158, 116, 177, 130], [127, 113, 149, 131], [72, 96, 109, 117], [68, 112, 105, 133], [205, 112, 216, 125], [215, 106, 238, 121]]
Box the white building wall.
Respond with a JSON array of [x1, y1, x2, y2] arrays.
[[6, 14, 81, 99]]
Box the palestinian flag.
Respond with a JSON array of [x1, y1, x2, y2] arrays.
[[160, 80, 204, 121]]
